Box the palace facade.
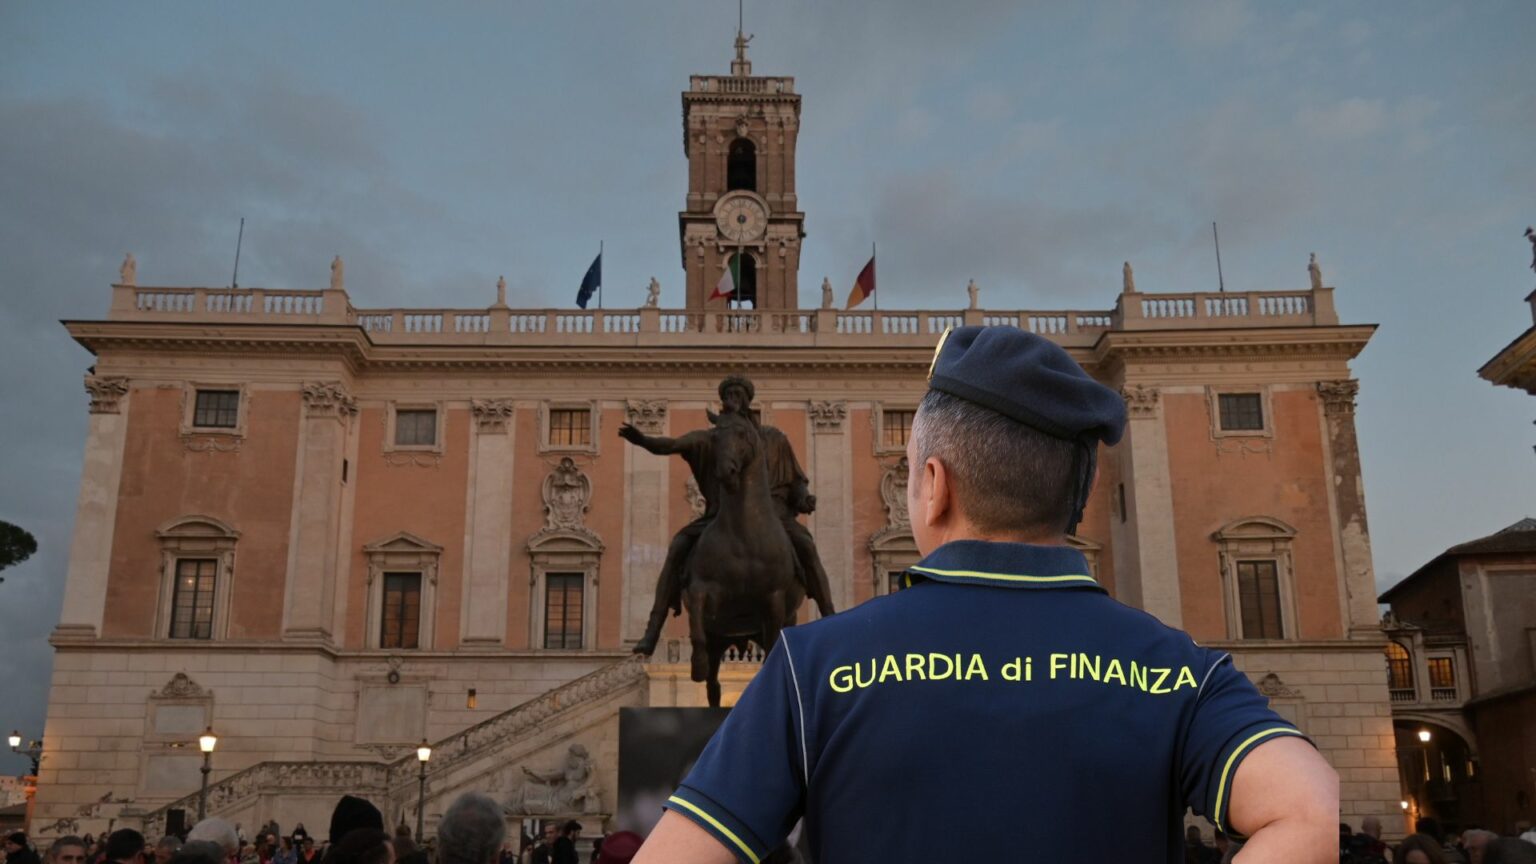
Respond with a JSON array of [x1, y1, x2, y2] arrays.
[[36, 37, 1399, 841]]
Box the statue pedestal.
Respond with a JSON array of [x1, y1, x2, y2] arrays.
[[641, 652, 762, 708]]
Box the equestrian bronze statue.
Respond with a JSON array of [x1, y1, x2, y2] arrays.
[[618, 375, 835, 707]]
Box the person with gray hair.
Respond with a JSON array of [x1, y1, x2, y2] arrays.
[[436, 793, 506, 864], [187, 819, 239, 861], [1465, 830, 1500, 864], [436, 793, 506, 860], [44, 836, 87, 864]]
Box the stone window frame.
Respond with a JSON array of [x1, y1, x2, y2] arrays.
[[1066, 535, 1102, 582], [1206, 386, 1275, 439], [362, 532, 441, 651], [154, 516, 239, 642], [870, 529, 919, 596], [527, 533, 602, 651], [872, 402, 918, 455], [384, 401, 446, 455], [539, 400, 601, 455], [180, 382, 250, 440], [1212, 516, 1300, 641]]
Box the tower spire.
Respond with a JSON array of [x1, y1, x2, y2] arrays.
[[731, 0, 752, 76]]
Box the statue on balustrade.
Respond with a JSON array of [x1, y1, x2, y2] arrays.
[[645, 277, 662, 308], [1308, 252, 1322, 291], [504, 744, 601, 816], [331, 255, 345, 291], [1525, 226, 1536, 273], [119, 253, 136, 286], [619, 375, 835, 706]]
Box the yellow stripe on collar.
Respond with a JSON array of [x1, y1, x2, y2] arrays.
[[907, 565, 1098, 585]]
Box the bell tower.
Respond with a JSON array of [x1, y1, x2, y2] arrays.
[[679, 30, 804, 310]]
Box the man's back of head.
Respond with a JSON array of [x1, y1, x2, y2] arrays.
[[187, 819, 238, 859], [170, 841, 228, 864], [104, 830, 146, 864], [1484, 838, 1536, 864], [437, 793, 506, 864]]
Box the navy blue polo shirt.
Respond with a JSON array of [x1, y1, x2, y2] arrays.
[[663, 540, 1307, 862]]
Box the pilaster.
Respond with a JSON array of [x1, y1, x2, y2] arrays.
[[1117, 385, 1183, 627], [56, 376, 132, 639], [461, 400, 517, 645], [1317, 380, 1381, 636], [621, 400, 670, 644], [281, 382, 355, 643], [807, 401, 852, 612]]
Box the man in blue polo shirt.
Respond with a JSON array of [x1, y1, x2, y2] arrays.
[[634, 326, 1339, 863]]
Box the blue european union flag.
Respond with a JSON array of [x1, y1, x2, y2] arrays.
[[576, 252, 601, 309]]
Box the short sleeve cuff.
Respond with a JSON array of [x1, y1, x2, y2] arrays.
[[1209, 724, 1312, 839], [664, 785, 772, 864]]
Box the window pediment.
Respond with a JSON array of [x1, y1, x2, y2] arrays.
[[1212, 516, 1297, 542], [157, 515, 240, 542]]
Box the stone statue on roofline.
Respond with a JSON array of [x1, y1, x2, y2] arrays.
[[1123, 261, 1136, 294], [1308, 252, 1322, 291], [1525, 227, 1536, 273], [330, 255, 345, 291], [645, 277, 661, 308], [119, 253, 136, 286], [967, 279, 980, 310], [495, 276, 507, 307], [821, 277, 834, 309]]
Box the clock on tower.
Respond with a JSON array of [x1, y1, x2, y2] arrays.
[[678, 31, 805, 310]]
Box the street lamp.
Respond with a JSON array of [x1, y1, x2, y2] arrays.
[[1417, 729, 1432, 743], [9, 731, 42, 775], [197, 727, 217, 821], [415, 739, 432, 841]]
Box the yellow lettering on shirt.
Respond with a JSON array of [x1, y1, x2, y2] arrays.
[[825, 652, 1199, 697]]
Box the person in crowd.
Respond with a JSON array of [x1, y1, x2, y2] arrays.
[[1396, 834, 1452, 864], [327, 796, 384, 850], [1465, 830, 1500, 864], [7, 833, 42, 864], [297, 840, 317, 864], [633, 326, 1338, 863], [167, 843, 225, 864], [591, 834, 639, 864], [496, 843, 516, 864], [551, 824, 578, 864], [317, 831, 389, 864], [102, 831, 145, 864], [186, 821, 237, 864], [270, 838, 294, 864], [435, 792, 505, 864], [153, 837, 182, 864], [1185, 825, 1217, 864], [45, 837, 87, 864], [1484, 838, 1536, 864]]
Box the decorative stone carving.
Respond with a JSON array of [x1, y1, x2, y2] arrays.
[[183, 436, 243, 454], [1317, 380, 1359, 417], [302, 382, 357, 419], [1307, 253, 1322, 291], [85, 376, 130, 414], [471, 399, 515, 433], [684, 477, 707, 518], [541, 457, 592, 533], [879, 457, 910, 531], [495, 276, 508, 307], [504, 744, 601, 816], [820, 277, 834, 309], [153, 673, 207, 699], [119, 253, 136, 286], [645, 277, 661, 308], [1123, 261, 1136, 294], [330, 255, 344, 291], [624, 399, 667, 435], [808, 400, 847, 431], [967, 279, 980, 310], [1121, 384, 1161, 418], [1255, 672, 1303, 699]]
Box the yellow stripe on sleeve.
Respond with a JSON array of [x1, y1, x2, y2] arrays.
[[666, 795, 762, 864], [907, 565, 1097, 585], [1212, 727, 1306, 834]]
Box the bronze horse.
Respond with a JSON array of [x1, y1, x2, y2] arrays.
[[684, 410, 804, 707]]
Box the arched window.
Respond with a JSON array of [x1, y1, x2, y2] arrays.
[[1385, 641, 1414, 694], [727, 137, 756, 192], [737, 252, 758, 306]]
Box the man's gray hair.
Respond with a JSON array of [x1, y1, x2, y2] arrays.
[[911, 390, 1080, 534], [187, 819, 239, 856], [46, 836, 86, 860], [436, 793, 505, 864]]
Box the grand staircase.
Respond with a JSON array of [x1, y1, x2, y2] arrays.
[[139, 656, 648, 838]]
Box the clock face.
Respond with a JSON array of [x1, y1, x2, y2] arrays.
[[715, 195, 768, 243]]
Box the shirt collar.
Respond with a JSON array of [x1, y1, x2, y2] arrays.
[[906, 539, 1104, 592]]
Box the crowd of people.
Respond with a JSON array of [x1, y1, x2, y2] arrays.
[[1339, 817, 1536, 863], [0, 793, 644, 864]]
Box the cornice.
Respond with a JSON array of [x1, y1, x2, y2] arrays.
[[1477, 325, 1536, 392], [1093, 325, 1377, 364]]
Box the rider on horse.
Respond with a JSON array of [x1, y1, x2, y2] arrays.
[[619, 375, 836, 656]]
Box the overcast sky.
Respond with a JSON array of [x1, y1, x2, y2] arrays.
[[1, 2, 1533, 774]]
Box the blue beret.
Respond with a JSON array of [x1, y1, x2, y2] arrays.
[[927, 326, 1126, 446]]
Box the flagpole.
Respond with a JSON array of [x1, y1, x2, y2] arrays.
[[872, 242, 878, 311], [598, 240, 604, 309]]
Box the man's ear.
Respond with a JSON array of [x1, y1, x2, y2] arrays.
[[921, 456, 951, 529]]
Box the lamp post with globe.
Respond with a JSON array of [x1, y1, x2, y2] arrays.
[[197, 727, 218, 821], [8, 730, 42, 776], [415, 739, 432, 841]]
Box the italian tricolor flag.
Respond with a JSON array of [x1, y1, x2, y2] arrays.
[[845, 254, 876, 309], [710, 253, 741, 301]]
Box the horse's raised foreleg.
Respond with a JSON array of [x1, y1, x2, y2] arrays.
[[685, 587, 710, 683], [706, 638, 725, 708]]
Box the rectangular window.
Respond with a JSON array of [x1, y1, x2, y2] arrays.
[[544, 572, 585, 649], [380, 572, 422, 649], [881, 410, 914, 449], [193, 390, 240, 428], [1218, 393, 1264, 431], [1236, 559, 1283, 639], [548, 409, 592, 448], [1427, 657, 1456, 689], [169, 558, 218, 639], [394, 409, 437, 447]]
